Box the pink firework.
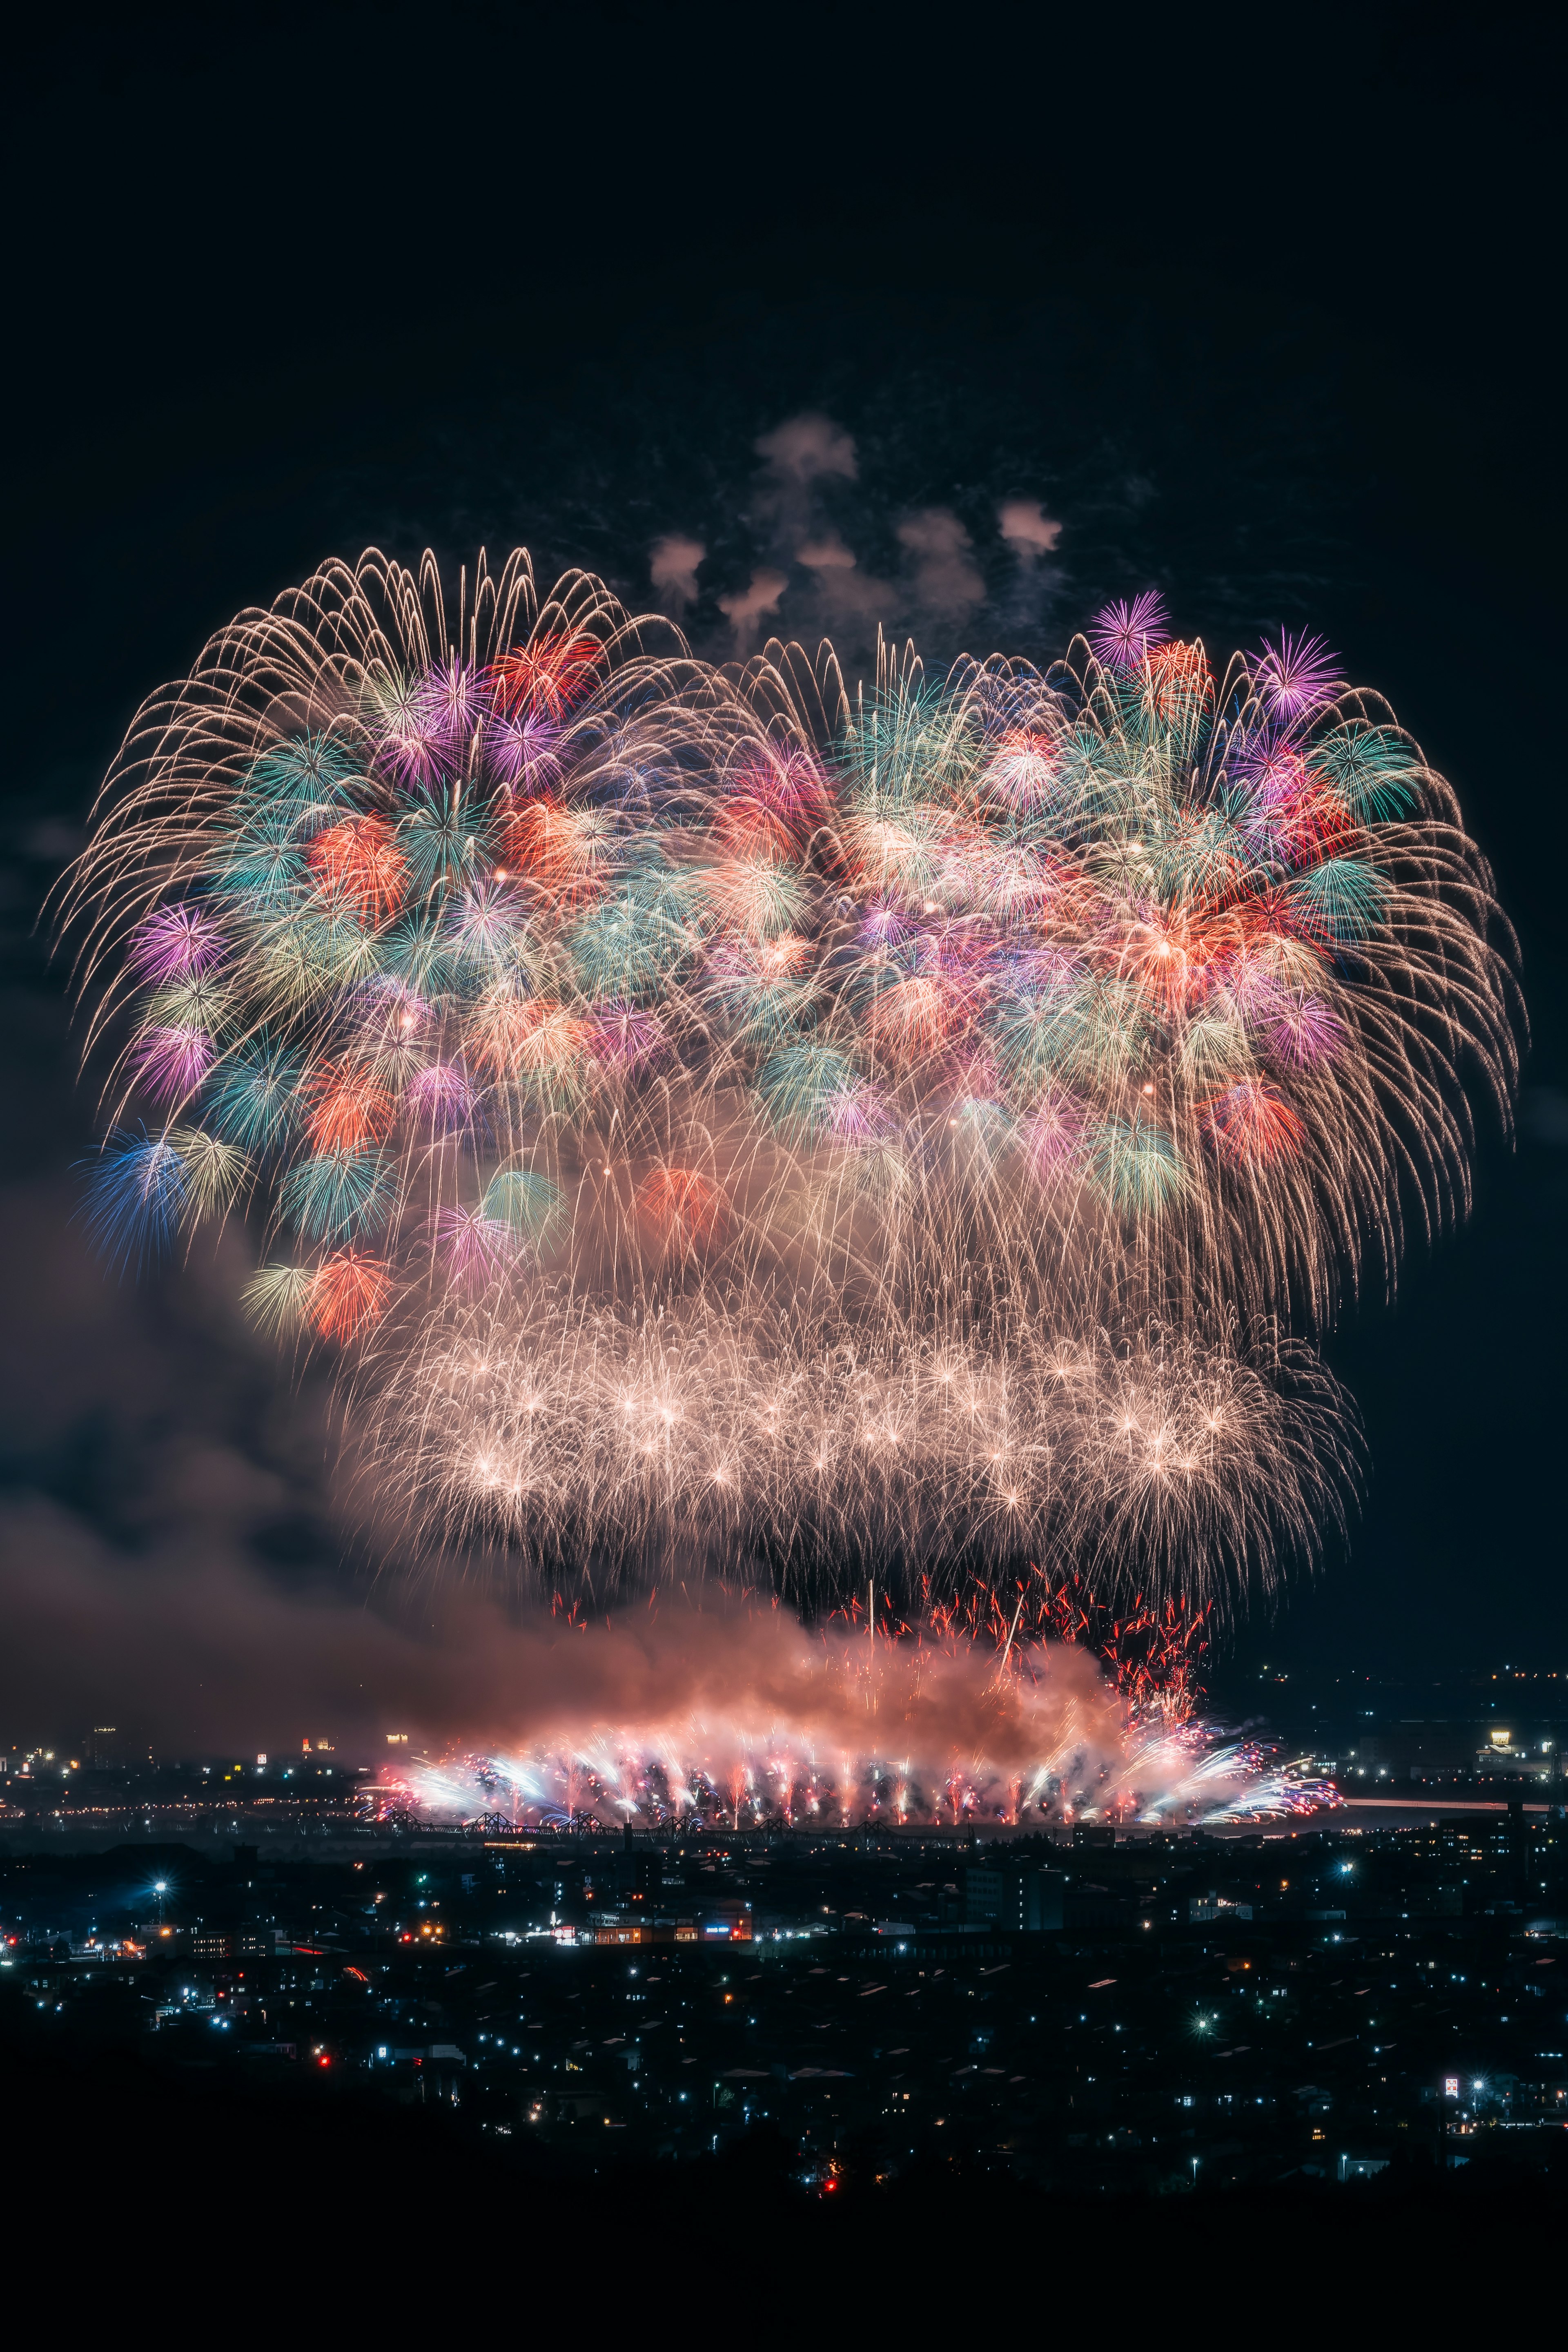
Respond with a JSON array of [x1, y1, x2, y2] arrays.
[[587, 1001, 667, 1069], [433, 1205, 515, 1289], [825, 1079, 892, 1143], [858, 901, 915, 950], [986, 729, 1060, 811], [731, 747, 826, 838], [1219, 949, 1289, 1021]]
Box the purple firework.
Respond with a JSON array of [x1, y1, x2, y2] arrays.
[[433, 1205, 514, 1289], [360, 976, 433, 1035], [1256, 631, 1343, 720], [371, 673, 445, 791], [1007, 944, 1085, 994], [133, 1025, 214, 1101], [1232, 733, 1312, 857], [485, 709, 561, 791], [1267, 995, 1346, 1068], [128, 904, 227, 984], [404, 1061, 480, 1132], [587, 1002, 667, 1069], [414, 656, 490, 757], [1025, 1087, 1087, 1179], [1087, 591, 1171, 671]]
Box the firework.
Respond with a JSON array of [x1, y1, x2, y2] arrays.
[[366, 1302, 1356, 1602], [380, 1601, 1332, 1834], [62, 554, 1516, 1607]]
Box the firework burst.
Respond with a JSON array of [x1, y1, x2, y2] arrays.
[[61, 552, 1517, 1611]]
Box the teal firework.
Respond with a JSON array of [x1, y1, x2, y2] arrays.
[[400, 787, 497, 899], [206, 1036, 302, 1151], [1287, 858, 1391, 944], [279, 1148, 396, 1245], [482, 1168, 566, 1250], [1088, 1114, 1188, 1216], [757, 1043, 858, 1141]]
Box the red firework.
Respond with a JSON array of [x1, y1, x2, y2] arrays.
[[311, 1251, 392, 1342], [487, 632, 604, 722], [637, 1166, 724, 1244], [1199, 1079, 1307, 1165], [304, 1062, 396, 1155], [306, 813, 408, 921]]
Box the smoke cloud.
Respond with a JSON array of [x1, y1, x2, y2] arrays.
[[797, 531, 899, 628], [649, 533, 706, 615], [896, 508, 986, 618], [754, 413, 858, 486], [660, 411, 1065, 660], [0, 1484, 1128, 1779], [717, 567, 788, 649], [413, 1607, 1143, 1824], [998, 497, 1063, 557]]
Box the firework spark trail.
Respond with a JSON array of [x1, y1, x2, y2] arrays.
[[60, 548, 1517, 1610]]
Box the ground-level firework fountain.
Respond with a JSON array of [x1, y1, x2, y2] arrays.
[[375, 1592, 1335, 1833]]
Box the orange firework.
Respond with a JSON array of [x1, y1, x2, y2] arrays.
[[497, 792, 612, 911], [1147, 638, 1214, 721], [464, 990, 588, 1086], [637, 1167, 724, 1244], [304, 1062, 395, 1154], [311, 1251, 392, 1342], [868, 972, 954, 1062], [306, 813, 408, 921]]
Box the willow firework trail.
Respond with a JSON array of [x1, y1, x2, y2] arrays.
[[60, 550, 1517, 1606]]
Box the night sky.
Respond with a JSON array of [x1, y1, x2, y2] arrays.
[[3, 2, 1563, 1746]]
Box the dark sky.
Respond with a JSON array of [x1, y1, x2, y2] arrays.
[[2, 0, 1563, 1745]]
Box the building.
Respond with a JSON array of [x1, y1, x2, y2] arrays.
[[964, 1861, 1065, 1931]]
